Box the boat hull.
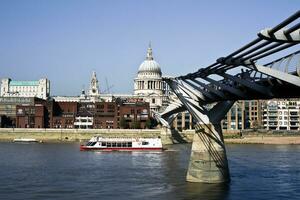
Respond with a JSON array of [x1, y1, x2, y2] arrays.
[[80, 145, 162, 151]]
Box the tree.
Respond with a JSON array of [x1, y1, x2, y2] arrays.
[[120, 117, 129, 129], [132, 121, 141, 129], [145, 117, 158, 129], [252, 120, 260, 130]]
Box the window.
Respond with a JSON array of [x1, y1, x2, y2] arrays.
[[108, 104, 115, 109], [152, 98, 155, 104], [88, 142, 96, 146], [142, 141, 149, 145]]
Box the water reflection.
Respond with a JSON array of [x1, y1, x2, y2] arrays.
[[184, 183, 230, 200], [0, 143, 299, 200]]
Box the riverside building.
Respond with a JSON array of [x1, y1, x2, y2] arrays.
[[0, 97, 44, 128], [262, 99, 300, 130], [221, 100, 263, 130], [0, 96, 150, 129], [0, 78, 50, 100], [53, 44, 170, 114]]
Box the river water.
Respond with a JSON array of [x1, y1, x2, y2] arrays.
[[0, 143, 299, 200]]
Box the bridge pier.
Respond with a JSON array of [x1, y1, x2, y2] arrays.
[[160, 126, 174, 145], [186, 123, 230, 183]]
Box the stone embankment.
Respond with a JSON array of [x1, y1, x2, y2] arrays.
[[1, 128, 300, 145], [0, 128, 194, 145], [223, 129, 300, 144], [225, 136, 300, 144]]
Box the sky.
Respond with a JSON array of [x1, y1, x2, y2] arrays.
[[0, 0, 298, 96]]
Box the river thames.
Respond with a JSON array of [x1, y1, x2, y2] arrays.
[[0, 143, 299, 200]]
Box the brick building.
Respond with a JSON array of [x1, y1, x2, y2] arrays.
[[16, 104, 45, 128], [117, 101, 150, 129], [0, 97, 46, 128], [94, 102, 117, 129], [52, 101, 78, 128], [0, 96, 150, 129]]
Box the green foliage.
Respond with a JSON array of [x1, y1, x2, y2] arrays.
[[132, 121, 141, 129], [145, 117, 158, 129], [120, 117, 129, 129]]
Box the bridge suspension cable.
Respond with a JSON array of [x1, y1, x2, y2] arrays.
[[177, 10, 300, 80]]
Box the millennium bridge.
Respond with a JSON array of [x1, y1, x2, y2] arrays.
[[155, 10, 300, 183]]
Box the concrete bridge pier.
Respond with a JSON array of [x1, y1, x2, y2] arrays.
[[160, 126, 174, 145], [186, 122, 230, 183]]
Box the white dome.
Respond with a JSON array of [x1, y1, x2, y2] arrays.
[[138, 60, 162, 75], [137, 44, 162, 76]]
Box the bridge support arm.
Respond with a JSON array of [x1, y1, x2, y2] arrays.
[[254, 64, 300, 87], [165, 78, 233, 183], [186, 102, 233, 183]]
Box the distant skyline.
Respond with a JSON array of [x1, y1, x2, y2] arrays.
[[0, 0, 298, 96]]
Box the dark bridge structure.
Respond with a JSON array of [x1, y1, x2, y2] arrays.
[[155, 11, 300, 183]]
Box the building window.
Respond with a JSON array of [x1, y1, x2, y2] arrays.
[[152, 98, 155, 104]]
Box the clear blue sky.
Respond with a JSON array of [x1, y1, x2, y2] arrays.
[[0, 0, 298, 95]]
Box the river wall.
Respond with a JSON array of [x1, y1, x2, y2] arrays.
[[0, 128, 195, 145], [1, 128, 298, 145]]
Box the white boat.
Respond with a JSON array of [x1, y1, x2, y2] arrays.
[[80, 136, 163, 151], [13, 138, 39, 143]]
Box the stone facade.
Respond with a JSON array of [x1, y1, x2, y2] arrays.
[[0, 78, 50, 100], [133, 44, 169, 112]]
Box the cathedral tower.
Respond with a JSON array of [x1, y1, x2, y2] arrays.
[[89, 71, 100, 96]]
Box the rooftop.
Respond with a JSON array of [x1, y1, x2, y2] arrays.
[[10, 81, 39, 86]]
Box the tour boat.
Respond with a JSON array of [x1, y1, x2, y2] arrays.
[[80, 136, 163, 151]]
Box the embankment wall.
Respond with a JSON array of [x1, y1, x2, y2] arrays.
[[0, 128, 195, 144]]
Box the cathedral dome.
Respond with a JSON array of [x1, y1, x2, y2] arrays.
[[138, 60, 161, 74], [138, 44, 162, 76]]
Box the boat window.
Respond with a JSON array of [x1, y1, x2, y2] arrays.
[[107, 142, 112, 147], [86, 142, 92, 146], [90, 142, 97, 146], [101, 142, 106, 146], [112, 142, 117, 147], [142, 141, 149, 145], [128, 142, 132, 147], [117, 143, 122, 147], [122, 143, 127, 147]]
